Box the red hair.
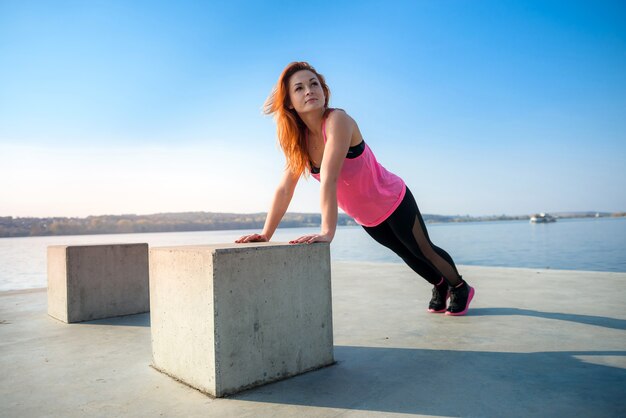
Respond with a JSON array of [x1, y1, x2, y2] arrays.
[[264, 62, 331, 177]]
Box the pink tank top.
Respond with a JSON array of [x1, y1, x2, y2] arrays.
[[310, 109, 406, 227]]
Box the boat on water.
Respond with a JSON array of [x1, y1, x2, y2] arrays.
[[530, 213, 557, 223]]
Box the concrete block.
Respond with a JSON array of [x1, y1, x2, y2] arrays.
[[149, 242, 334, 397], [47, 244, 149, 323]]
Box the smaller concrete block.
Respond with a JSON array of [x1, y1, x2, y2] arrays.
[[47, 243, 149, 323], [150, 242, 334, 397]]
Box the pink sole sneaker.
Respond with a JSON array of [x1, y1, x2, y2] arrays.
[[427, 291, 450, 313], [445, 286, 475, 316]]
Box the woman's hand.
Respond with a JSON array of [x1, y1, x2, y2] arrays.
[[289, 233, 333, 245], [235, 233, 268, 243]]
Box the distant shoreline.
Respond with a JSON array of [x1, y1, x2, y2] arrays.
[[0, 211, 623, 238]]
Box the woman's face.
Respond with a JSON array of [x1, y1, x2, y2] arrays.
[[287, 70, 325, 114]]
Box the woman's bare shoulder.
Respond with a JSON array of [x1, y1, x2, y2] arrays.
[[326, 108, 356, 129]]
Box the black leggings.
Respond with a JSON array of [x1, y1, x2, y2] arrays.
[[362, 186, 462, 286]]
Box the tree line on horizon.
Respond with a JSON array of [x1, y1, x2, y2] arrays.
[[0, 212, 356, 238], [0, 211, 622, 238]]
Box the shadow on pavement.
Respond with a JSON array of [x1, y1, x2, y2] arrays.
[[235, 346, 626, 417], [470, 307, 626, 330], [83, 312, 150, 327]]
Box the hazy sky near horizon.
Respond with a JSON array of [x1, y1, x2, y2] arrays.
[[1, 0, 625, 218]]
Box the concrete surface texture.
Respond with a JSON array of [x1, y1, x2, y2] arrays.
[[47, 243, 149, 323], [149, 242, 334, 397], [1, 261, 625, 417]]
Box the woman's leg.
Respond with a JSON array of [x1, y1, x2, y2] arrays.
[[362, 220, 442, 285], [385, 187, 462, 286], [383, 186, 475, 315], [362, 186, 474, 315], [363, 216, 453, 312]]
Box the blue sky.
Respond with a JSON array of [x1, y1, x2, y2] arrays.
[[1, 0, 625, 218]]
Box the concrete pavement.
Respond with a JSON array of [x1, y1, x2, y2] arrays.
[[1, 262, 625, 417]]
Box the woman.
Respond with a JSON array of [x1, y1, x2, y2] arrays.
[[236, 62, 475, 316]]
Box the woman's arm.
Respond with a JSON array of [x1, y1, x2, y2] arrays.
[[235, 168, 299, 243], [289, 111, 353, 244]]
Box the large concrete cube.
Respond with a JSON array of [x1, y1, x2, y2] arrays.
[[149, 242, 334, 397], [47, 243, 149, 323]]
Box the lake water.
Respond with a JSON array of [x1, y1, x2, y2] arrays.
[[0, 217, 624, 291]]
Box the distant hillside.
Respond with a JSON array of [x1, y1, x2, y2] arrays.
[[0, 211, 623, 238], [551, 211, 612, 218], [0, 212, 353, 238]]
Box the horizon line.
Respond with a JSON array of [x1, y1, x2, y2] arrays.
[[1, 210, 623, 220]]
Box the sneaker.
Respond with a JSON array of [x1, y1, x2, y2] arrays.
[[427, 278, 449, 313], [445, 281, 475, 316]]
